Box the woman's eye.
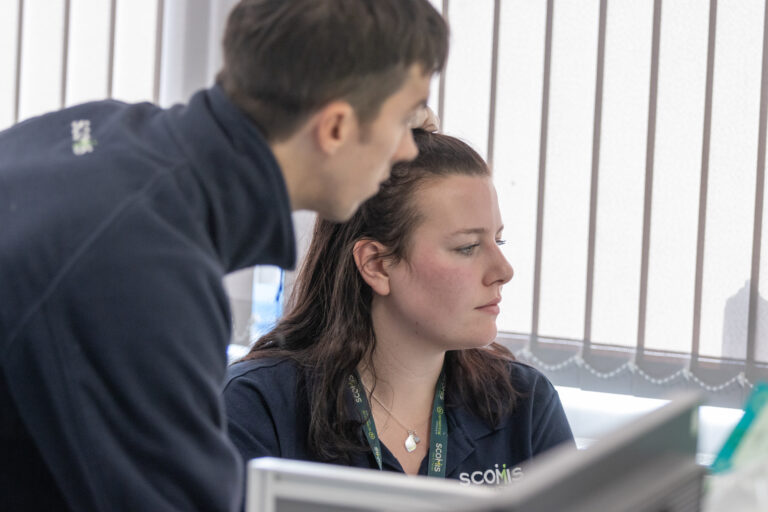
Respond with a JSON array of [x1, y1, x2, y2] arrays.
[[457, 244, 479, 256], [496, 239, 507, 247]]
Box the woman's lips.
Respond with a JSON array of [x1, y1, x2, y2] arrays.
[[476, 299, 501, 315]]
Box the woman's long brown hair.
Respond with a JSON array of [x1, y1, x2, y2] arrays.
[[242, 130, 519, 462]]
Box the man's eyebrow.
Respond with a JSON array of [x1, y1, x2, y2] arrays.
[[411, 98, 428, 111]]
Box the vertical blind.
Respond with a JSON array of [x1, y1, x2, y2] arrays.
[[427, 0, 767, 408], [0, 0, 165, 127], [2, 0, 766, 408]]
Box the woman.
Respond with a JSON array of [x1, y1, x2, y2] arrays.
[[224, 128, 573, 483]]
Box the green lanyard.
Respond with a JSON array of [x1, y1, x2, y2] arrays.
[[347, 371, 448, 478]]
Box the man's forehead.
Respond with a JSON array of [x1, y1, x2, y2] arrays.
[[397, 64, 432, 102]]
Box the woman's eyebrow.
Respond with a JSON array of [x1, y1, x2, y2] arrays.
[[449, 226, 505, 236], [449, 228, 486, 236]]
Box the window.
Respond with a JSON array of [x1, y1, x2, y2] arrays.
[[431, 0, 768, 409], [3, 0, 765, 410]]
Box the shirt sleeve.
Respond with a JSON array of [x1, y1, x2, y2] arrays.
[[530, 374, 576, 455], [222, 370, 282, 464], [5, 214, 242, 511]]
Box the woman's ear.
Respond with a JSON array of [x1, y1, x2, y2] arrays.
[[353, 239, 391, 296]]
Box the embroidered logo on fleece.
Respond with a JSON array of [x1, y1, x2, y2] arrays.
[[71, 119, 96, 155]]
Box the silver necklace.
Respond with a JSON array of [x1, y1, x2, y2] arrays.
[[369, 392, 422, 453]]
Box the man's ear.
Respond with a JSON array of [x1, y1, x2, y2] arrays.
[[353, 239, 391, 296], [314, 101, 356, 155]]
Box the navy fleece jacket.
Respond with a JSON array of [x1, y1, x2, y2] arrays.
[[0, 86, 295, 511]]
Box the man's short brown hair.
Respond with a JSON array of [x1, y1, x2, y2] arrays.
[[217, 0, 449, 141]]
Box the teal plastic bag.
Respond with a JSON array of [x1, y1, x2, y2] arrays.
[[710, 382, 768, 474]]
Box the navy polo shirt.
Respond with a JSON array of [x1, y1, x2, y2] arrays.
[[224, 357, 574, 487]]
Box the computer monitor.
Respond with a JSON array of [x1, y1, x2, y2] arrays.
[[470, 390, 705, 512], [246, 457, 493, 512], [245, 392, 705, 512]]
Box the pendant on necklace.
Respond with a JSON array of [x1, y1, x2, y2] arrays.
[[405, 431, 421, 453]]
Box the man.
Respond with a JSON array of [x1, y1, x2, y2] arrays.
[[0, 0, 448, 510]]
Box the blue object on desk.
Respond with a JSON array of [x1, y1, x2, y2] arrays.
[[250, 266, 284, 342]]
